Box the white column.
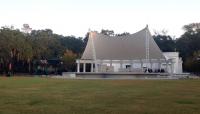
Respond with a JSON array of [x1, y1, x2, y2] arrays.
[[150, 59, 152, 69], [140, 59, 143, 68], [120, 60, 123, 69], [145, 64, 149, 73], [77, 60, 80, 73], [146, 59, 149, 73], [158, 59, 161, 71], [140, 59, 145, 72], [109, 60, 112, 72], [100, 60, 103, 72], [171, 61, 174, 74], [110, 60, 112, 67], [131, 60, 134, 69], [83, 63, 86, 73], [91, 63, 93, 72], [95, 61, 98, 73], [166, 60, 168, 73]]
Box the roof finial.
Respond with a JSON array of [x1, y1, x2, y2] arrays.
[[146, 24, 148, 28], [88, 28, 91, 32]]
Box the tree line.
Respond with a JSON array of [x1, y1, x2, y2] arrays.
[[0, 27, 85, 75], [0, 23, 200, 75]]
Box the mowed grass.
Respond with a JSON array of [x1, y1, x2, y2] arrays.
[[0, 77, 200, 114]]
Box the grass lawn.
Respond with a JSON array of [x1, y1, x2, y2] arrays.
[[0, 77, 200, 114]]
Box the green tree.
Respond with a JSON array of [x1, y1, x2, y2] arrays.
[[29, 29, 64, 59], [153, 34, 176, 52], [176, 23, 200, 72], [185, 51, 200, 72], [0, 27, 33, 73], [61, 50, 77, 72]]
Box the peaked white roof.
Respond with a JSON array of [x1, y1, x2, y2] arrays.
[[81, 27, 165, 60]]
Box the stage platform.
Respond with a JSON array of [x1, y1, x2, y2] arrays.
[[52, 72, 190, 79]]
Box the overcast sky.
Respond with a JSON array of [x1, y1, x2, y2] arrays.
[[0, 0, 200, 37]]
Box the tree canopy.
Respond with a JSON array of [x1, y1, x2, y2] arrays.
[[0, 27, 84, 74]]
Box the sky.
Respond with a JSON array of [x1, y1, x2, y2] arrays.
[[0, 0, 200, 38]]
